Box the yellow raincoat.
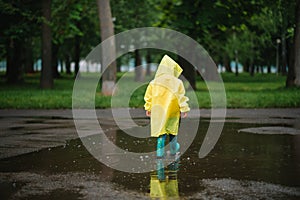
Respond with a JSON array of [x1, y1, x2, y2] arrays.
[[144, 55, 190, 137]]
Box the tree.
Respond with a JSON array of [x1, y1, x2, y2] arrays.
[[134, 50, 143, 82], [292, 0, 300, 86], [156, 0, 261, 81], [110, 0, 159, 81], [0, 0, 41, 83], [97, 0, 116, 96], [5, 38, 24, 83], [155, 0, 203, 86], [51, 0, 100, 77], [40, 0, 53, 89]]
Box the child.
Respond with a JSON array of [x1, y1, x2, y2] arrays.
[[144, 55, 190, 158]]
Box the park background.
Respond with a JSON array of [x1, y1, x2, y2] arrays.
[[1, 1, 300, 199], [0, 0, 300, 109]]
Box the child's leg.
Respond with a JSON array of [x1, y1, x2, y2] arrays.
[[169, 134, 180, 155], [156, 134, 166, 157], [156, 158, 165, 181]]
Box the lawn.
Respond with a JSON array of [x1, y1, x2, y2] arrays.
[[197, 73, 300, 108], [0, 72, 299, 109]]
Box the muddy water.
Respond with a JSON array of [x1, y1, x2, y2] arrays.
[[0, 120, 299, 199]]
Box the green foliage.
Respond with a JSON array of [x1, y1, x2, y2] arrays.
[[111, 0, 159, 33], [51, 0, 100, 60], [51, 0, 99, 44], [154, 0, 297, 69], [0, 0, 299, 91], [0, 0, 41, 60]]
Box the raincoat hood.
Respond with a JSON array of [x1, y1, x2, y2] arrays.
[[155, 55, 183, 78]]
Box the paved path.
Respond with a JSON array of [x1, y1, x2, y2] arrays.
[[0, 108, 299, 159], [1, 108, 300, 200], [1, 108, 300, 119]]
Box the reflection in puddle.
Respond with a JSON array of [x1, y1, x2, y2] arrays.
[[0, 121, 300, 199], [150, 159, 180, 199]]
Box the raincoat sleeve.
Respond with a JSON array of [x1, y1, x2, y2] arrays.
[[178, 82, 190, 113], [144, 83, 152, 111]]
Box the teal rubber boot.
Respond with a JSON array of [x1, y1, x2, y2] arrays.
[[170, 137, 180, 155], [156, 135, 166, 158]]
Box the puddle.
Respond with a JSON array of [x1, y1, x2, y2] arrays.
[[0, 121, 300, 199], [25, 120, 45, 124], [238, 126, 300, 135], [270, 116, 296, 120], [8, 126, 24, 131]]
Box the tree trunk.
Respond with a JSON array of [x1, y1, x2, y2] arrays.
[[178, 56, 196, 90], [267, 65, 271, 74], [281, 34, 288, 75], [250, 64, 255, 76], [24, 39, 34, 73], [134, 49, 144, 82], [74, 35, 80, 78], [286, 44, 295, 87], [248, 58, 254, 76], [97, 0, 116, 96], [244, 60, 249, 73], [52, 43, 60, 78], [294, 0, 300, 86], [234, 50, 239, 76], [58, 60, 63, 73], [276, 40, 281, 74], [146, 50, 151, 76], [6, 38, 24, 84], [65, 54, 71, 74], [116, 59, 121, 72], [286, 38, 295, 87], [40, 0, 53, 89], [224, 56, 232, 72]]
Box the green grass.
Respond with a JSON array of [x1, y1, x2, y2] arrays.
[[221, 73, 300, 108], [0, 72, 299, 109]]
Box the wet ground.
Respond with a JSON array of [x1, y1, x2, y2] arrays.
[[0, 109, 300, 199]]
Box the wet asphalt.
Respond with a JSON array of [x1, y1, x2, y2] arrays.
[[0, 108, 300, 199]]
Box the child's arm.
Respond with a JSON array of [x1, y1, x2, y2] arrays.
[[178, 82, 190, 113], [146, 110, 151, 117], [144, 84, 152, 116], [181, 112, 187, 118]]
